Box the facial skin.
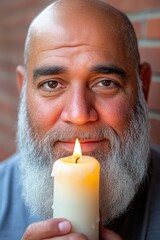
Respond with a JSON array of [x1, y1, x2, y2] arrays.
[[24, 1, 138, 152], [16, 0, 151, 239]]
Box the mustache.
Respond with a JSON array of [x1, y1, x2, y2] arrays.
[[42, 125, 120, 146]]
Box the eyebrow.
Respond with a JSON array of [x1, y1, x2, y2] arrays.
[[33, 66, 67, 80], [91, 64, 127, 79], [32, 64, 127, 81]]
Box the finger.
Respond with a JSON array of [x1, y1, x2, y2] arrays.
[[100, 223, 123, 240], [21, 218, 71, 240], [99, 213, 123, 240], [48, 232, 88, 240]]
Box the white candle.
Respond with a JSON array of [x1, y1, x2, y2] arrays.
[[51, 139, 100, 240]]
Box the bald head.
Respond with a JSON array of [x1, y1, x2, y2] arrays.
[[24, 0, 139, 70]]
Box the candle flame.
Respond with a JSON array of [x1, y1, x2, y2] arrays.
[[73, 138, 82, 158]]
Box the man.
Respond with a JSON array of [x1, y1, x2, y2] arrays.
[[0, 0, 160, 239]]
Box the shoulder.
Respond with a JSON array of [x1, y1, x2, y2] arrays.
[[145, 146, 160, 238], [0, 153, 20, 189], [0, 153, 20, 174], [148, 145, 160, 198], [0, 153, 43, 239], [151, 145, 160, 159], [150, 145, 160, 170]]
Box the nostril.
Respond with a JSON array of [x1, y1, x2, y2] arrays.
[[61, 105, 98, 125]]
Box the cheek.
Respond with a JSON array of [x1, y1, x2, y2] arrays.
[[27, 94, 62, 137], [97, 96, 134, 136]]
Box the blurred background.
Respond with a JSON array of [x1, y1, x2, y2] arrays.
[[0, 0, 160, 162]]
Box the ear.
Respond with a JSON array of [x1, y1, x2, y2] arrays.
[[16, 65, 25, 93], [139, 62, 152, 102]]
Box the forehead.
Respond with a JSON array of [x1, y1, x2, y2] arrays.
[[27, 6, 133, 73]]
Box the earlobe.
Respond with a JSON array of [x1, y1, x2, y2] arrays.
[[139, 62, 152, 102], [16, 65, 25, 93]]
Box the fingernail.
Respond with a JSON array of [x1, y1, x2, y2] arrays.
[[58, 221, 71, 233]]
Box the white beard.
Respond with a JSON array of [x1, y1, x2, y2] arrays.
[[17, 78, 150, 224]]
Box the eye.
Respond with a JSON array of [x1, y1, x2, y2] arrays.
[[98, 79, 116, 87], [91, 78, 121, 95], [94, 78, 120, 88], [40, 80, 64, 91]]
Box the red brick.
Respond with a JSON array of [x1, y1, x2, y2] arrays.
[[104, 0, 160, 13], [0, 120, 17, 137], [132, 21, 143, 39], [139, 48, 160, 74], [0, 125, 16, 142], [0, 77, 18, 99], [0, 1, 53, 163], [0, 148, 15, 162], [0, 11, 29, 28], [0, 29, 27, 46], [0, 101, 18, 117], [0, 0, 52, 19], [0, 59, 17, 72], [148, 82, 160, 112], [0, 136, 16, 162], [146, 18, 160, 39], [150, 118, 160, 146], [0, 85, 18, 101]]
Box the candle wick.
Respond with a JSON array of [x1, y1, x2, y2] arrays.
[[75, 157, 80, 164]]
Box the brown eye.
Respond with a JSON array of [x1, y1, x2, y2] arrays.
[[91, 77, 121, 96], [47, 81, 59, 88], [101, 80, 112, 86], [38, 78, 67, 97], [40, 80, 64, 91], [97, 79, 119, 88]]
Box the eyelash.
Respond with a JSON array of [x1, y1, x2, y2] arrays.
[[92, 78, 121, 90], [96, 79, 119, 87], [40, 80, 64, 91]]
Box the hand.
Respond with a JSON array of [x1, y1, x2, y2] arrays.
[[100, 224, 123, 240], [21, 218, 88, 240]]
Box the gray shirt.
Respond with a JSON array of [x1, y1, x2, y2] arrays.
[[106, 146, 160, 240], [0, 154, 43, 240]]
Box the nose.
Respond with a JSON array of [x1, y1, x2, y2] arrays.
[[61, 86, 98, 125]]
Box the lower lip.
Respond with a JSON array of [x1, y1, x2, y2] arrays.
[[57, 140, 105, 153]]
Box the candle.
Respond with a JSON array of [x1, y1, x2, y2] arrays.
[[51, 139, 100, 240]]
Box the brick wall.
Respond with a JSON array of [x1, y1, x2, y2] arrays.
[[0, 0, 52, 161], [106, 0, 160, 147], [0, 0, 160, 162]]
